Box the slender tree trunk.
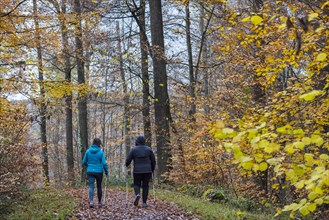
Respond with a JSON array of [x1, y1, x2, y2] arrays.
[[199, 3, 210, 115], [139, 0, 152, 147], [185, 0, 196, 119], [102, 67, 109, 149], [73, 0, 88, 179], [33, 0, 49, 183], [58, 0, 75, 184], [149, 0, 171, 179], [116, 22, 131, 162]]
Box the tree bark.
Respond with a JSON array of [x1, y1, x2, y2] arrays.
[[149, 0, 171, 179], [57, 0, 75, 185], [33, 0, 49, 183], [73, 0, 88, 180], [116, 22, 131, 165], [139, 0, 152, 147], [199, 3, 210, 115], [185, 0, 196, 119]]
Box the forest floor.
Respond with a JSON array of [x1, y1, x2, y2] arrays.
[[3, 186, 274, 220], [68, 188, 200, 220]]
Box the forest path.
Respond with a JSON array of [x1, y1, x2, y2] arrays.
[[67, 188, 199, 220]]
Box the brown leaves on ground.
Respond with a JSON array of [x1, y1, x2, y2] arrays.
[[67, 188, 199, 220]]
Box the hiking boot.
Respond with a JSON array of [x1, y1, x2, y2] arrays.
[[142, 203, 148, 208], [89, 201, 94, 208], [134, 194, 140, 206]]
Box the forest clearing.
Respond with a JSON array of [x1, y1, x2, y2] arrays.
[[1, 0, 328, 219]]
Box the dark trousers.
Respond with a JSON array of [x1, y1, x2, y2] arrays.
[[133, 173, 152, 203], [87, 172, 103, 203]]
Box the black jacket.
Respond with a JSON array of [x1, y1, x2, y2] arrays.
[[125, 145, 156, 173]]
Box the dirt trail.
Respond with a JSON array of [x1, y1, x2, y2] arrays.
[[68, 188, 199, 220]]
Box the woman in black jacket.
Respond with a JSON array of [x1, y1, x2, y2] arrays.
[[125, 136, 156, 207]]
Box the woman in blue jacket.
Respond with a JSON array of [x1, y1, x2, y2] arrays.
[[82, 138, 108, 208]]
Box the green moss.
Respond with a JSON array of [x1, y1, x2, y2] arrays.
[[156, 189, 273, 220], [5, 188, 76, 220]]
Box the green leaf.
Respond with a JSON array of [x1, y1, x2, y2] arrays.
[[251, 15, 263, 25]]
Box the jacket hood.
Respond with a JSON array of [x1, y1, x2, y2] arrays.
[[89, 145, 101, 154], [135, 136, 146, 145]]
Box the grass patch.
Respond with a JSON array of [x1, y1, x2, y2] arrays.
[[156, 189, 274, 220], [4, 188, 76, 220]]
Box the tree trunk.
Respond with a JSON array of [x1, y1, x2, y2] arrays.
[[149, 0, 171, 179], [73, 0, 88, 180], [199, 3, 210, 115], [185, 0, 196, 119], [139, 0, 152, 147], [33, 0, 49, 183], [116, 22, 131, 163], [58, 0, 74, 185]]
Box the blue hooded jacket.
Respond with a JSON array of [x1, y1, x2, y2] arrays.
[[82, 145, 109, 175]]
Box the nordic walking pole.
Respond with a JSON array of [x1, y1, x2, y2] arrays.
[[103, 175, 108, 207], [81, 175, 87, 207], [125, 170, 128, 208], [152, 173, 156, 208]]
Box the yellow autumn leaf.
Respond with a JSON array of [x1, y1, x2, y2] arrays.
[[259, 162, 268, 171], [314, 198, 323, 205], [314, 187, 323, 195], [319, 154, 329, 160], [251, 15, 263, 26], [300, 90, 324, 101], [299, 207, 309, 216], [316, 53, 327, 61], [285, 144, 295, 154], [240, 156, 253, 163], [295, 181, 305, 189], [308, 13, 318, 21], [302, 137, 311, 145], [222, 128, 234, 134], [267, 158, 279, 166], [307, 203, 316, 212], [293, 141, 305, 150], [215, 120, 225, 129], [321, 1, 329, 9], [241, 17, 250, 22], [293, 129, 304, 135], [242, 162, 253, 170], [259, 139, 269, 148], [308, 192, 318, 201], [311, 135, 324, 146], [253, 164, 260, 172]]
